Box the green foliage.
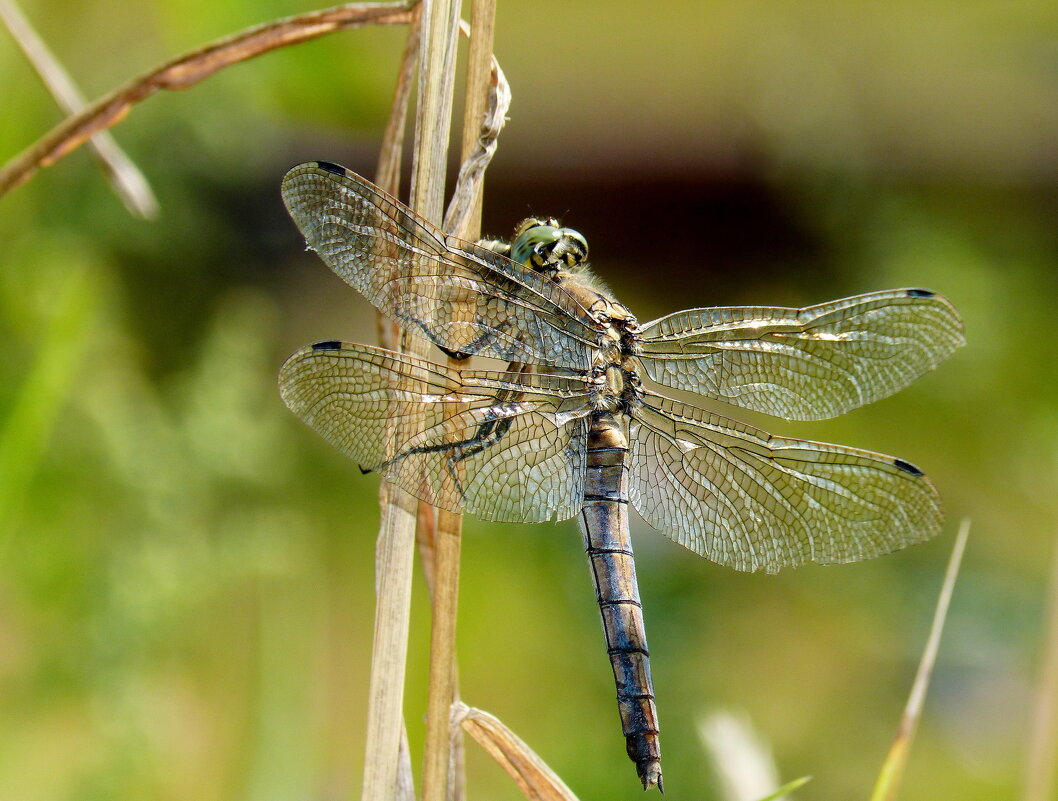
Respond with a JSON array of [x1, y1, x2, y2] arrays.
[[1, 1, 1055, 800]]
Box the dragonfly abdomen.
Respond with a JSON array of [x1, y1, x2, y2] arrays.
[[580, 412, 663, 791]]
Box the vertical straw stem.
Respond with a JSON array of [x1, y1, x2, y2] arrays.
[[360, 5, 432, 800], [360, 484, 419, 801], [428, 8, 500, 798], [409, 3, 462, 801], [454, 0, 497, 240]]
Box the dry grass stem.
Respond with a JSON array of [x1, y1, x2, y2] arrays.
[[0, 1, 416, 197], [455, 703, 580, 801], [870, 518, 970, 801], [374, 3, 421, 353], [407, 0, 460, 222], [442, 52, 509, 237], [425, 511, 462, 801], [363, 1, 454, 795], [368, 12, 423, 798], [445, 3, 502, 239], [431, 5, 500, 800], [1022, 534, 1058, 801], [397, 724, 416, 801], [411, 2, 462, 797], [0, 0, 158, 217], [362, 487, 419, 801]]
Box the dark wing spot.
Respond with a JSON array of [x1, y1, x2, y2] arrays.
[[906, 288, 936, 298], [316, 161, 347, 176], [358, 465, 374, 475], [312, 340, 343, 351], [893, 458, 925, 476], [438, 345, 472, 361]]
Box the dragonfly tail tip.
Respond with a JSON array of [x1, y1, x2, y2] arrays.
[[638, 762, 663, 792]]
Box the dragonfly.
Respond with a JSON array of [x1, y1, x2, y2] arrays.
[[278, 161, 964, 791]]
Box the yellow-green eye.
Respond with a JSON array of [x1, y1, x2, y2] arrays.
[[511, 220, 589, 271]]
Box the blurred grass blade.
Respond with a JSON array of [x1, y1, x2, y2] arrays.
[[754, 776, 812, 801], [454, 703, 579, 801], [0, 266, 98, 540], [700, 710, 787, 801], [870, 518, 970, 801], [1022, 534, 1058, 801], [0, 0, 159, 218]]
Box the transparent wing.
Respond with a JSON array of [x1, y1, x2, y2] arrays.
[[637, 289, 964, 420], [279, 341, 592, 523], [281, 162, 602, 370], [628, 393, 943, 573]]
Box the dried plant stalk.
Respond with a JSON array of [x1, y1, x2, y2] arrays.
[[870, 518, 970, 801], [356, 2, 463, 800], [0, 1, 415, 197], [424, 514, 462, 801], [450, 0, 497, 238], [412, 3, 462, 798], [0, 0, 158, 217], [455, 703, 580, 801], [431, 6, 501, 800], [366, 10, 422, 799], [363, 487, 419, 801], [373, 3, 421, 351]]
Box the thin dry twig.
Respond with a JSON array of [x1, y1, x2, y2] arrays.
[[373, 3, 421, 352], [0, 1, 416, 197], [444, 7, 503, 239], [368, 10, 422, 799], [455, 703, 580, 801], [870, 518, 970, 801], [363, 484, 420, 801], [361, 2, 461, 800], [0, 0, 158, 217], [413, 4, 462, 799], [1023, 535, 1058, 801], [432, 6, 502, 799]]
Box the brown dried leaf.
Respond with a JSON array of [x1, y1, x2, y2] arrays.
[[455, 703, 580, 801], [0, 1, 416, 197]]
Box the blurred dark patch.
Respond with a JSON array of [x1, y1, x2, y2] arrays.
[[97, 138, 295, 378], [99, 141, 831, 379], [479, 160, 832, 313]]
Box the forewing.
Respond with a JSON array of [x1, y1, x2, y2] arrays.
[[281, 162, 600, 369], [637, 289, 964, 420], [628, 394, 943, 573], [279, 341, 591, 523]]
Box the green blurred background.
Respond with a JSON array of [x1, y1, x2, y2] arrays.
[[0, 1, 1054, 799]]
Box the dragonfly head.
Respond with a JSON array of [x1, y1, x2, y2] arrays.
[[510, 217, 589, 275]]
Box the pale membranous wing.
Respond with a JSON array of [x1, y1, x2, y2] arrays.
[[637, 289, 964, 421], [628, 393, 943, 573], [279, 341, 592, 523], [281, 162, 602, 370]]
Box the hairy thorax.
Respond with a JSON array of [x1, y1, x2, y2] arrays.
[[554, 267, 644, 414]]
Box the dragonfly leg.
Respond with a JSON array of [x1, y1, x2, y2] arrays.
[[398, 310, 525, 363], [381, 413, 516, 503]]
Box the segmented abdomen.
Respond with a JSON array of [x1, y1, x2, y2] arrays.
[[580, 412, 663, 791]]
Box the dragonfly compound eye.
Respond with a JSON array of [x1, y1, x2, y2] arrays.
[[511, 219, 589, 272]]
